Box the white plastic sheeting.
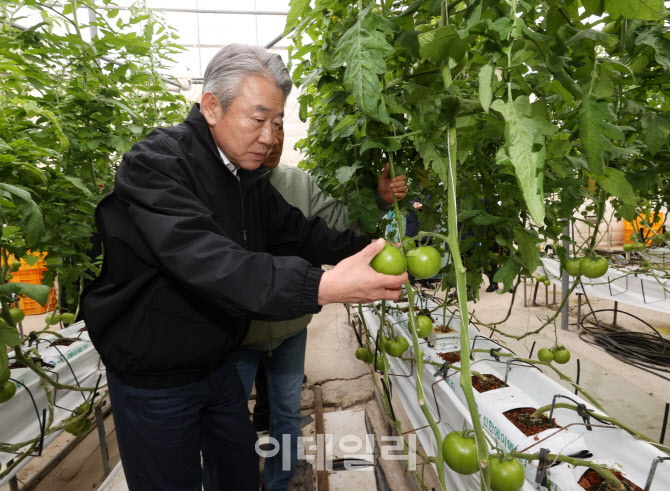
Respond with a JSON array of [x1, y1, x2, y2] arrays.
[[360, 299, 670, 490], [538, 257, 670, 315], [0, 321, 106, 487]]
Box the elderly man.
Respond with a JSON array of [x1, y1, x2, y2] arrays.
[[81, 44, 406, 491]]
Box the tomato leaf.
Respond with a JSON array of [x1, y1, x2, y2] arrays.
[[578, 96, 624, 176], [347, 188, 379, 233], [0, 325, 21, 347], [0, 183, 44, 245], [332, 7, 396, 123], [593, 168, 636, 208], [605, 0, 666, 21], [493, 256, 521, 291], [634, 26, 670, 71], [285, 0, 312, 35], [491, 96, 555, 225], [641, 112, 670, 156], [513, 227, 541, 273], [478, 64, 493, 114], [418, 25, 469, 64], [0, 283, 51, 306]]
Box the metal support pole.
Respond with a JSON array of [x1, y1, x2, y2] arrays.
[[9, 476, 18, 491], [523, 276, 527, 307], [613, 301, 618, 328], [95, 405, 111, 476], [576, 293, 582, 329], [545, 283, 549, 307], [561, 224, 570, 331]]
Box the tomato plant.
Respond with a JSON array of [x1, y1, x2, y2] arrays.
[[415, 315, 433, 338], [537, 348, 554, 362], [489, 456, 525, 491], [553, 347, 571, 365], [442, 431, 479, 475], [370, 243, 407, 276], [406, 246, 441, 279], [579, 256, 609, 279]]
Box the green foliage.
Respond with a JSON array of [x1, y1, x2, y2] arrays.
[[287, 0, 670, 296], [0, 0, 189, 313]]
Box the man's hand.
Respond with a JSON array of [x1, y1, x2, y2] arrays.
[[318, 239, 408, 305], [378, 163, 408, 204]]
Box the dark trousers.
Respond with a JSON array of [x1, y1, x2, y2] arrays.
[[107, 360, 259, 491]]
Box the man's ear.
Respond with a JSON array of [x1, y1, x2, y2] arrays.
[[201, 92, 220, 126]]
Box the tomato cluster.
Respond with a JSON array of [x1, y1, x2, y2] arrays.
[[370, 244, 442, 279], [562, 255, 609, 279], [442, 431, 525, 490]]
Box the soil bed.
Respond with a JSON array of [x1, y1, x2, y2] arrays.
[[50, 338, 76, 347], [503, 407, 560, 436], [471, 374, 507, 393], [434, 325, 455, 334], [437, 351, 461, 364], [578, 468, 642, 491]]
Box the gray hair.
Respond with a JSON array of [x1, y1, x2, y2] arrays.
[[202, 44, 293, 113]]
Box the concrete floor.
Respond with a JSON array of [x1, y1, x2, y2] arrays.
[[2, 278, 669, 490]]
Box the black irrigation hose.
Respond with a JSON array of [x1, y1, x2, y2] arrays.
[[579, 309, 670, 382]]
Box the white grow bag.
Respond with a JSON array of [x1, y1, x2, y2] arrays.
[[0, 321, 106, 487], [360, 299, 670, 491]]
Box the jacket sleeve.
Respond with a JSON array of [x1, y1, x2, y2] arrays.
[[113, 136, 332, 322]]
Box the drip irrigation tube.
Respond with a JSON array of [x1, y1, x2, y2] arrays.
[[579, 309, 670, 382]]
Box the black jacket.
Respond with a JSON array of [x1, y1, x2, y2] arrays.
[[81, 105, 368, 388]]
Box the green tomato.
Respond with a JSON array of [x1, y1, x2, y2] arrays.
[[0, 368, 10, 385], [489, 456, 525, 491], [623, 243, 636, 252], [10, 262, 21, 272], [442, 432, 479, 475], [370, 244, 407, 276], [537, 348, 554, 362], [0, 380, 16, 404], [401, 236, 417, 251], [406, 246, 441, 279], [386, 340, 405, 358], [651, 234, 664, 245], [60, 313, 76, 325], [374, 355, 386, 371], [579, 256, 609, 279], [542, 279, 551, 287], [664, 231, 670, 239], [9, 308, 24, 324], [397, 336, 410, 353], [564, 258, 582, 277], [553, 347, 571, 364], [415, 315, 433, 338], [47, 313, 61, 326], [355, 347, 372, 363], [535, 275, 546, 282]]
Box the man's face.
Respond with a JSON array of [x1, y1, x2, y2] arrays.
[[204, 76, 284, 171], [263, 128, 284, 170]]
